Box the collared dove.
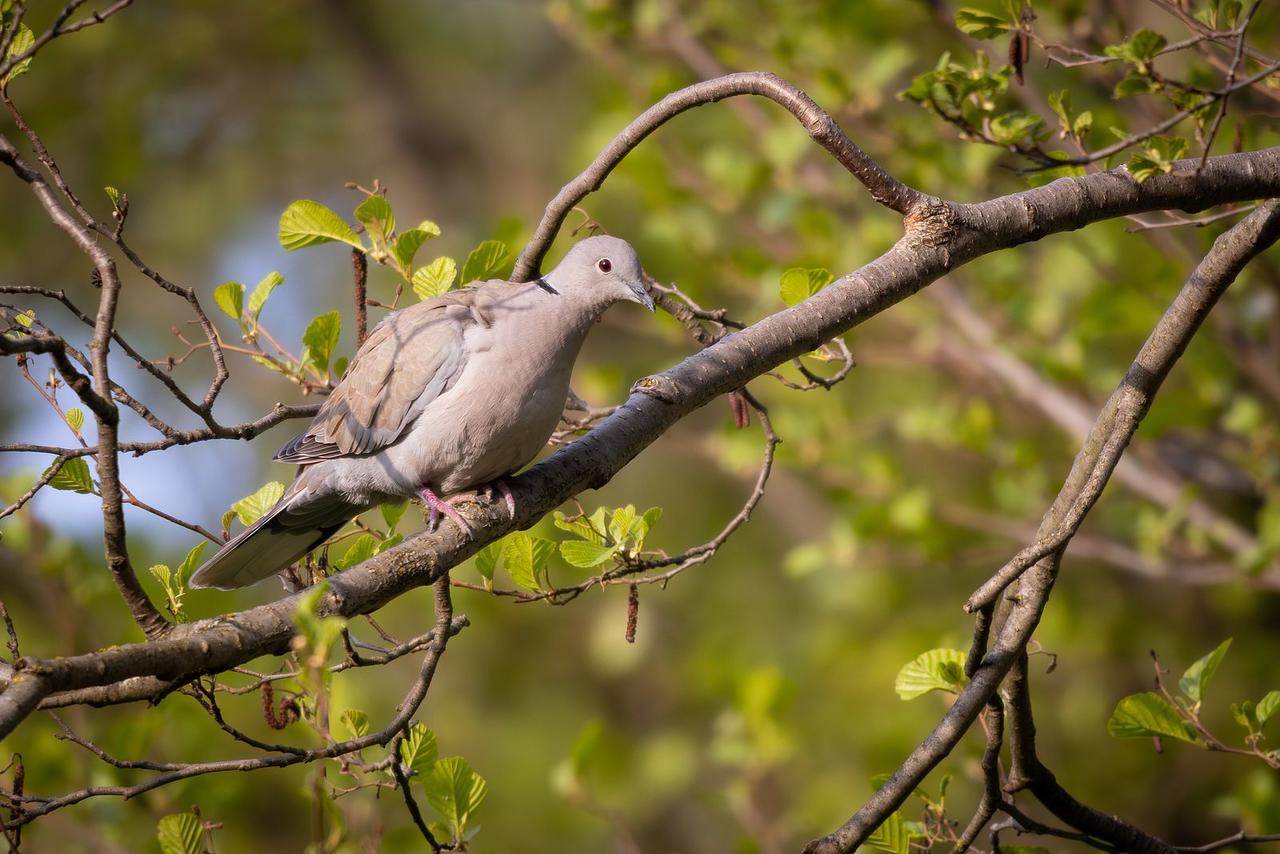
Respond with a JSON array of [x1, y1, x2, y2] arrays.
[[190, 235, 653, 590]]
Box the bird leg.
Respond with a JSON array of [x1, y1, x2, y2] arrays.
[[479, 478, 517, 520], [418, 486, 473, 538]]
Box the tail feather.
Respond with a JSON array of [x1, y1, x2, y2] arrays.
[[190, 502, 334, 590]]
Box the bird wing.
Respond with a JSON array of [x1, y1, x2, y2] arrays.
[[274, 286, 497, 464]]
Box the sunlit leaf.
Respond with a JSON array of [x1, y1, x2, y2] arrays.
[[865, 810, 909, 854], [559, 539, 618, 568], [64, 407, 84, 434], [460, 240, 509, 284], [45, 457, 94, 494], [353, 194, 394, 243], [424, 756, 487, 839], [302, 310, 341, 374], [1, 24, 34, 88], [232, 481, 284, 526], [894, 648, 967, 700], [247, 271, 283, 321], [413, 256, 458, 300], [393, 222, 440, 270], [212, 281, 244, 321], [1179, 638, 1232, 706], [156, 812, 204, 854], [1107, 692, 1200, 743], [339, 708, 369, 740], [1257, 690, 1280, 728], [334, 533, 377, 570], [401, 722, 439, 777], [779, 267, 833, 306], [279, 199, 363, 251], [953, 8, 1010, 39], [502, 532, 556, 591]]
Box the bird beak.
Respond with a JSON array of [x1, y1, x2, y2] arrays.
[[627, 277, 656, 312]]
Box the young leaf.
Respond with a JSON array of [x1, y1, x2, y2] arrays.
[[608, 505, 638, 544], [1256, 690, 1280, 728], [381, 501, 408, 532], [45, 457, 94, 494], [425, 757, 487, 839], [232, 481, 284, 526], [953, 8, 1011, 39], [279, 199, 363, 251], [64, 407, 84, 434], [104, 186, 121, 208], [353, 194, 395, 244], [1107, 692, 1200, 743], [148, 563, 172, 589], [894, 649, 968, 700], [401, 722, 439, 777], [334, 534, 378, 570], [247, 271, 284, 321], [460, 240, 510, 284], [302, 310, 341, 374], [553, 510, 605, 545], [212, 281, 244, 321], [175, 541, 209, 586], [560, 539, 619, 569], [502, 532, 556, 591], [865, 810, 909, 854], [779, 267, 833, 306], [412, 256, 458, 300], [393, 227, 437, 271], [339, 708, 370, 740], [156, 812, 204, 854], [1179, 637, 1232, 706], [474, 540, 503, 583], [1, 24, 34, 88]]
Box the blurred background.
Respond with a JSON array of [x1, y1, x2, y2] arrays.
[[1, 1, 1278, 851]]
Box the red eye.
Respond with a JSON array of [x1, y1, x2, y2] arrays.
[[597, 258, 612, 273]]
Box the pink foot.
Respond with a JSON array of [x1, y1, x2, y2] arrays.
[[479, 479, 517, 520], [418, 486, 473, 538]]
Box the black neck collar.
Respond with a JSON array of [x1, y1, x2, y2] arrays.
[[535, 276, 559, 296]]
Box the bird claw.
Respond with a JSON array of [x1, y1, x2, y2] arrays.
[[418, 486, 474, 539]]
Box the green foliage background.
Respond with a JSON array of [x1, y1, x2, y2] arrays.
[[1, 1, 1278, 850]]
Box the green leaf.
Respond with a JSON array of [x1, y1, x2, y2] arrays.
[[1179, 638, 1232, 706], [553, 510, 605, 545], [1256, 690, 1280, 728], [381, 501, 408, 532], [278, 199, 363, 252], [104, 186, 121, 207], [989, 110, 1043, 147], [247, 271, 284, 321], [460, 240, 510, 284], [156, 812, 204, 854], [1072, 110, 1093, 138], [339, 708, 369, 740], [502, 532, 556, 591], [302, 310, 341, 374], [1232, 700, 1258, 732], [1129, 136, 1189, 182], [176, 541, 208, 586], [393, 223, 439, 270], [474, 540, 502, 583], [212, 281, 244, 321], [1113, 28, 1167, 63], [333, 356, 348, 378], [11, 308, 33, 328], [64, 407, 84, 434], [865, 810, 909, 854], [953, 8, 1011, 39], [608, 505, 637, 544], [353, 195, 395, 244], [1114, 74, 1159, 98], [559, 539, 619, 569], [1107, 692, 1200, 743], [232, 481, 284, 526], [334, 534, 378, 570], [45, 457, 94, 494], [424, 757, 487, 839], [894, 648, 968, 700], [401, 722, 439, 777], [148, 563, 171, 589], [1, 24, 34, 88], [779, 267, 833, 306], [412, 256, 458, 300]]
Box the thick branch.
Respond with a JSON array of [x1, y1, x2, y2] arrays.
[[2, 153, 1279, 741]]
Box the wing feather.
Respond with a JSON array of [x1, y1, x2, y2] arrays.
[[275, 286, 494, 464]]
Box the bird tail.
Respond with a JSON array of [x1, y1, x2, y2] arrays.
[[189, 499, 339, 591]]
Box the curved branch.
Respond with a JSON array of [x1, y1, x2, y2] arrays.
[[511, 71, 924, 281], [2, 151, 1279, 741]]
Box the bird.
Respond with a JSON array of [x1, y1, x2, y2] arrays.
[[190, 235, 653, 590]]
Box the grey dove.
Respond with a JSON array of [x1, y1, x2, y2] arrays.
[[190, 235, 653, 590]]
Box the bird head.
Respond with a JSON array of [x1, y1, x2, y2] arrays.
[[544, 235, 654, 312]]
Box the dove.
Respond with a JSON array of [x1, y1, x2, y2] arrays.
[[190, 235, 653, 590]]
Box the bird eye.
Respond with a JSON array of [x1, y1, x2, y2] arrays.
[[597, 258, 612, 273]]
